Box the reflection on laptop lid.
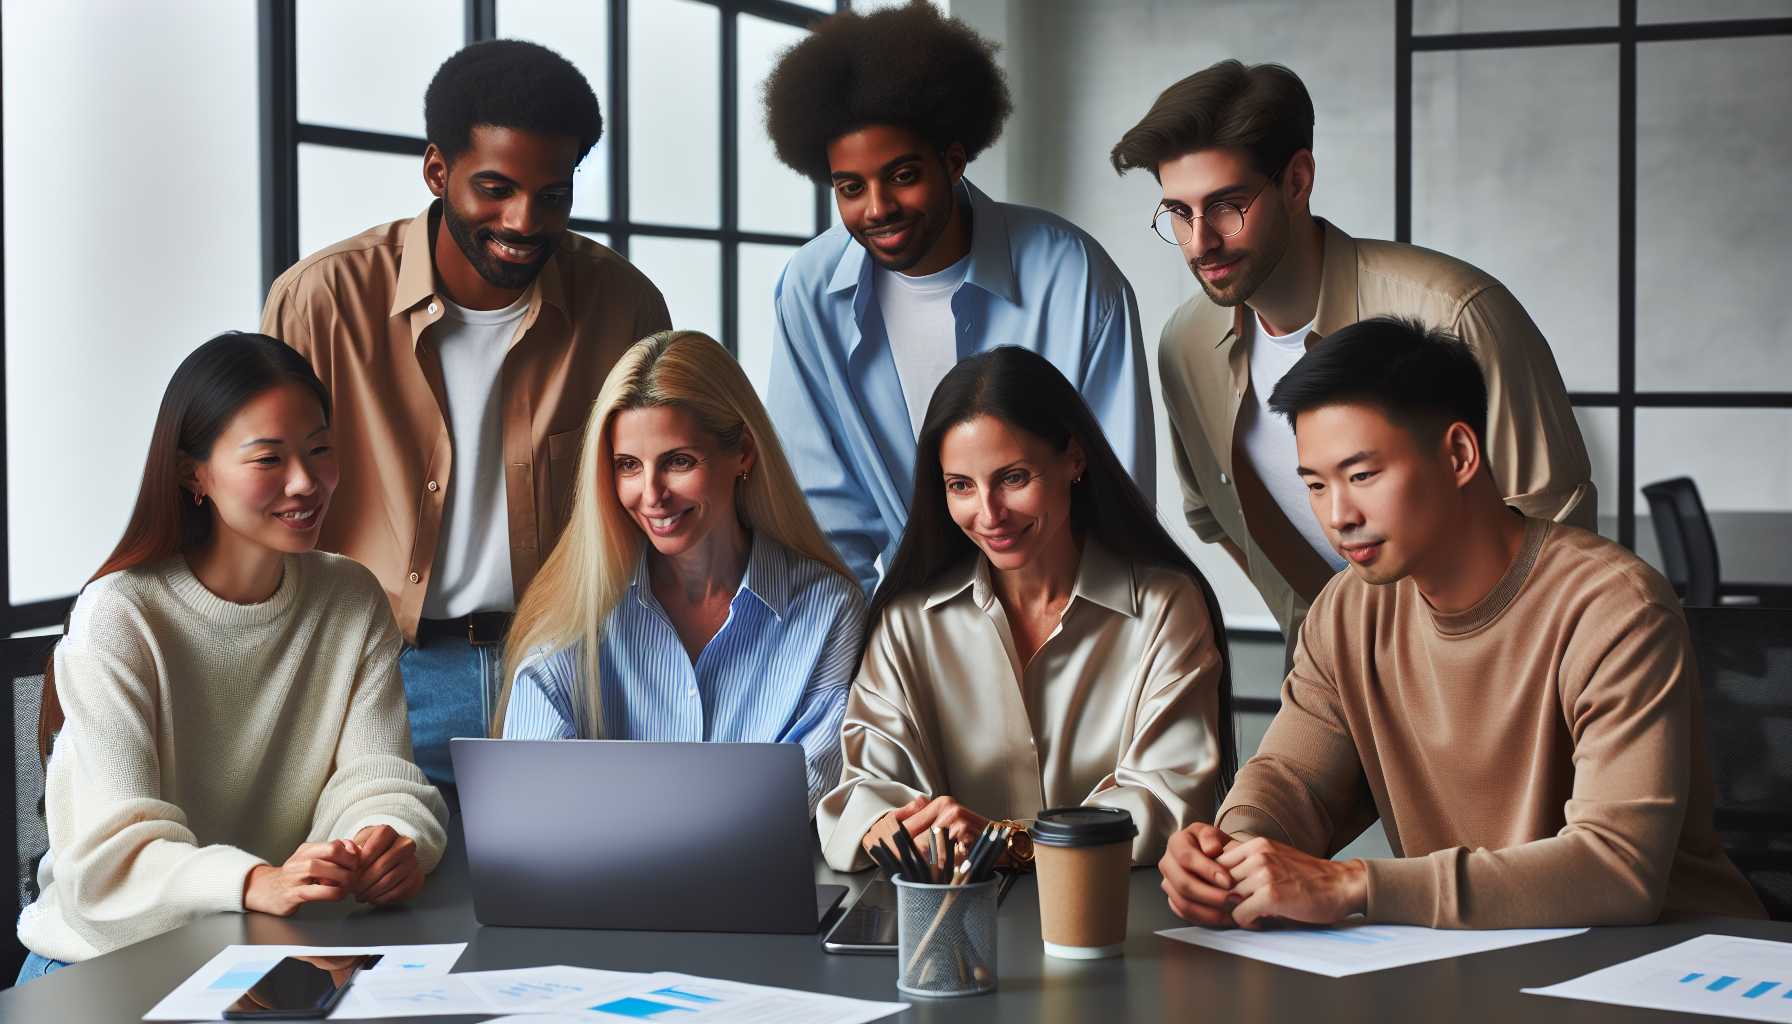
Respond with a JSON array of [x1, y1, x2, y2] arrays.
[[450, 739, 844, 934]]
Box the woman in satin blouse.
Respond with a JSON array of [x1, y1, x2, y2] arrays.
[[817, 346, 1237, 870]]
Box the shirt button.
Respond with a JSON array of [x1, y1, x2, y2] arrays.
[[1219, 472, 1230, 485], [408, 572, 420, 584], [427, 480, 439, 492], [427, 302, 439, 315]]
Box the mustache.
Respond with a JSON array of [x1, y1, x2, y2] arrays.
[[478, 228, 552, 249], [1336, 530, 1388, 547]]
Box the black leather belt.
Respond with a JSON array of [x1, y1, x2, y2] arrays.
[[416, 611, 513, 647]]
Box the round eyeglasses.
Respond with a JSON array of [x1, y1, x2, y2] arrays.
[[1151, 180, 1271, 246]]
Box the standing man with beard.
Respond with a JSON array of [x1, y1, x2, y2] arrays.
[[763, 2, 1152, 595], [1112, 60, 1592, 658], [262, 40, 670, 786]]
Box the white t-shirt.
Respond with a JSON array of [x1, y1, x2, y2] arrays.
[[422, 292, 527, 619], [874, 255, 970, 436], [1237, 312, 1348, 572]]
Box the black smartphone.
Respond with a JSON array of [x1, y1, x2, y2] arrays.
[[822, 879, 898, 955], [221, 954, 383, 1020]]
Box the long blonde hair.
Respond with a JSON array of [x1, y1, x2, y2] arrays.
[[493, 330, 852, 736]]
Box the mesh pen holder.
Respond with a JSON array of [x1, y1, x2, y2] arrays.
[[893, 873, 999, 998]]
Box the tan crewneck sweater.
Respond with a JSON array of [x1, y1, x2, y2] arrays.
[[18, 552, 448, 963], [1217, 517, 1764, 928]]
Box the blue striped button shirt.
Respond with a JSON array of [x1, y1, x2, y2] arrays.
[[501, 534, 866, 813]]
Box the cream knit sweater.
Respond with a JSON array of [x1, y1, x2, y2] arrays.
[[18, 551, 448, 963]]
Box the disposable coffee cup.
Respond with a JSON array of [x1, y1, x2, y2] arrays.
[[1031, 806, 1136, 960]]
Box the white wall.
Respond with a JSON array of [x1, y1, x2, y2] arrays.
[[3, 0, 261, 606]]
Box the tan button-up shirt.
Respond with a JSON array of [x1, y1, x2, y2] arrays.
[[1158, 219, 1595, 649], [261, 204, 671, 640], [817, 541, 1224, 870]]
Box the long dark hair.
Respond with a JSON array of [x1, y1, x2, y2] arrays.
[[38, 333, 331, 760], [869, 346, 1238, 794]]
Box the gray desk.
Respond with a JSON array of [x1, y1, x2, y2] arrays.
[[4, 828, 1786, 1022], [1621, 511, 1792, 587]]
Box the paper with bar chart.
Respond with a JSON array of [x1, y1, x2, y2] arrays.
[[1524, 934, 1792, 1021], [1157, 922, 1586, 977], [333, 964, 639, 1018], [141, 942, 466, 1020], [570, 972, 905, 1023]]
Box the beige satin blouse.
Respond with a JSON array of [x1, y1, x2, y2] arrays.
[[817, 541, 1224, 870]]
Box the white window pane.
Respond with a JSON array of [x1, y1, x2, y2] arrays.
[[1413, 46, 1617, 392], [737, 243, 801, 401], [578, 231, 613, 251], [738, 16, 816, 236], [629, 237, 721, 340], [1575, 407, 1621, 543], [5, 0, 260, 604], [298, 0, 460, 137], [1415, 0, 1614, 33], [299, 144, 431, 259], [1640, 0, 1792, 23], [498, 0, 611, 221], [1637, 410, 1792, 513], [784, 0, 836, 10], [1637, 37, 1792, 392], [629, 0, 720, 228]]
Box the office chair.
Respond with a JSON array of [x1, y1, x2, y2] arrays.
[[1642, 477, 1792, 608], [1685, 606, 1792, 921], [1, 634, 56, 986]]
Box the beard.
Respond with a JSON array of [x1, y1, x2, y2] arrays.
[[442, 199, 558, 290], [1192, 215, 1291, 308]]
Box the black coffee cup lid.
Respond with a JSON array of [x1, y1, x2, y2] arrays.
[[1030, 806, 1137, 848]]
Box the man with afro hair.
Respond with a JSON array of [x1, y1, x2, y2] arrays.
[[262, 40, 671, 786], [761, 1, 1152, 595]]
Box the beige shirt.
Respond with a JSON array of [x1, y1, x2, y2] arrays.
[[818, 541, 1224, 870], [261, 204, 672, 640], [1158, 220, 1595, 651], [1218, 517, 1765, 928]]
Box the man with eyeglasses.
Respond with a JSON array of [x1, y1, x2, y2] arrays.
[[761, 3, 1153, 595], [1112, 59, 1593, 659]]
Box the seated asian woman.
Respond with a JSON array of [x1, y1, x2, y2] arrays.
[[817, 346, 1238, 871], [16, 333, 446, 984], [494, 331, 865, 815]]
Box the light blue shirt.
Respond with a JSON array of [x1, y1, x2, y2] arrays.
[[502, 535, 866, 813], [766, 178, 1155, 594]]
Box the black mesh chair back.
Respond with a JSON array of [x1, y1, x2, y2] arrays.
[[1685, 606, 1792, 920], [1, 635, 56, 986], [1643, 477, 1721, 607]]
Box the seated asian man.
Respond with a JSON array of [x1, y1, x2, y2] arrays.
[[1159, 315, 1765, 930]]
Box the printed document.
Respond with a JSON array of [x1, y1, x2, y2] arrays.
[[1158, 922, 1586, 977], [1524, 934, 1792, 1022]]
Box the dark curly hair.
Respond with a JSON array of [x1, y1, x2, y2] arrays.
[[762, 1, 1012, 182], [425, 39, 603, 163]]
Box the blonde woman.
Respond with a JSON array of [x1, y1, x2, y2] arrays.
[[494, 331, 865, 813]]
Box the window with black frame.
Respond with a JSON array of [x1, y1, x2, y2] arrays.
[[264, 0, 839, 395], [1397, 0, 1792, 576]]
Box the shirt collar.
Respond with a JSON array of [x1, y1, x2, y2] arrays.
[[824, 177, 1018, 305], [388, 200, 569, 328], [627, 531, 790, 620], [921, 538, 1138, 618], [1310, 217, 1360, 338]]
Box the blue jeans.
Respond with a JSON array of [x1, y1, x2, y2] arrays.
[[398, 632, 504, 787], [15, 951, 69, 985]]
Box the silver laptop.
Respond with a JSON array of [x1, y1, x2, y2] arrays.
[[450, 738, 846, 933]]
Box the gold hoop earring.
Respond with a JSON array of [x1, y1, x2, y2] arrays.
[[192, 491, 204, 506]]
